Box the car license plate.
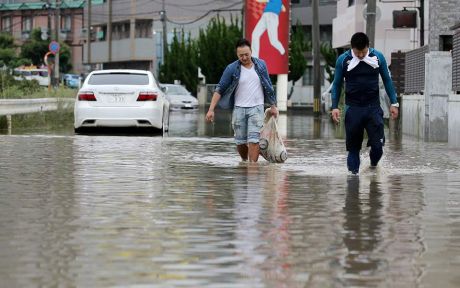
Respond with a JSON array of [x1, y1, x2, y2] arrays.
[[110, 95, 125, 103], [185, 104, 191, 108]]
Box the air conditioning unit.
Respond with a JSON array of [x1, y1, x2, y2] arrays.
[[80, 28, 87, 38], [21, 31, 31, 40]]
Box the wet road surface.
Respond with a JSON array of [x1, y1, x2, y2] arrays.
[[1, 110, 460, 287]]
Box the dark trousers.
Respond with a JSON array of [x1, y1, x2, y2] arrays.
[[345, 105, 385, 173]]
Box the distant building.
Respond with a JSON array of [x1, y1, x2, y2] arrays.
[[332, 0, 424, 62], [85, 0, 243, 73], [0, 0, 84, 73]]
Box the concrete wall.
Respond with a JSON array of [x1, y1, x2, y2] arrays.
[[424, 52, 452, 142], [448, 94, 460, 148], [402, 94, 425, 139], [402, 51, 460, 147], [428, 0, 460, 51]]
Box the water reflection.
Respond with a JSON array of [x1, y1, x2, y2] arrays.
[[0, 110, 460, 287], [342, 176, 383, 285]]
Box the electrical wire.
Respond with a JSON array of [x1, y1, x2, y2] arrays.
[[165, 2, 242, 25]]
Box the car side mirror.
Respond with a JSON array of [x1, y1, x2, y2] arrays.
[[161, 86, 168, 93]]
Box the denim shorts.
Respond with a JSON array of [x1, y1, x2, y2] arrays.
[[232, 105, 264, 145]]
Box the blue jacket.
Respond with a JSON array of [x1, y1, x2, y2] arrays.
[[331, 48, 397, 109], [215, 57, 277, 110]]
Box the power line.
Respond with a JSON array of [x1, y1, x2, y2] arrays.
[[165, 2, 243, 25]]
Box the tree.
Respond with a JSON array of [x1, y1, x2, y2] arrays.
[[0, 33, 19, 68], [197, 16, 242, 84], [159, 30, 199, 95], [288, 24, 310, 99], [320, 42, 337, 84], [20, 28, 72, 73]]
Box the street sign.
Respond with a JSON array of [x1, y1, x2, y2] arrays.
[[49, 41, 60, 54]]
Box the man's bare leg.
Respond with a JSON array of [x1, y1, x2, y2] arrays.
[[237, 144, 248, 161], [248, 143, 260, 162]]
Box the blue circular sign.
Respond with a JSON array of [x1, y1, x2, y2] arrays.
[[49, 41, 60, 54]]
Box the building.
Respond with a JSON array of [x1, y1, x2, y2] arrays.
[[84, 0, 243, 73], [288, 0, 337, 108], [332, 0, 426, 62], [0, 0, 85, 73]]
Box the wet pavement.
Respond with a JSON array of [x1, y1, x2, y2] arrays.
[[1, 109, 460, 287]]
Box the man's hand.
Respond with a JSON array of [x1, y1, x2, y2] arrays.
[[270, 105, 279, 118], [331, 108, 341, 124], [390, 106, 399, 120], [205, 110, 215, 123]]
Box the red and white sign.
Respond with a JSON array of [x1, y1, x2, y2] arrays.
[[245, 0, 289, 75]]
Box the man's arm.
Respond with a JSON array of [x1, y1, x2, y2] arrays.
[[377, 51, 398, 104], [206, 92, 221, 122], [260, 59, 278, 117], [330, 54, 345, 123], [376, 51, 399, 119]]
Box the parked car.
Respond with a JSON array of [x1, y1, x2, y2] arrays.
[[162, 84, 198, 110], [13, 67, 49, 86], [63, 74, 81, 88], [74, 69, 170, 134]]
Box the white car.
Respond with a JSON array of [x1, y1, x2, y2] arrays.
[[162, 84, 199, 110], [74, 69, 170, 134]]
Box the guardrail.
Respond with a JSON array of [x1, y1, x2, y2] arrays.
[[0, 98, 74, 116]]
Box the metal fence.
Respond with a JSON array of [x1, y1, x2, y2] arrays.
[[404, 45, 430, 93], [453, 26, 460, 92]]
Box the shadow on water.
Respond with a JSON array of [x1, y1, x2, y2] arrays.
[[74, 126, 164, 137]]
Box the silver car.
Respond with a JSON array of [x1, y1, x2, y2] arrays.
[[162, 84, 199, 110]]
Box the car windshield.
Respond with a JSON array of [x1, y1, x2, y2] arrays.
[[88, 73, 150, 85], [165, 85, 189, 95]]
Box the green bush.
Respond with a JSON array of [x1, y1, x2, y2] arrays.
[[0, 71, 76, 99]]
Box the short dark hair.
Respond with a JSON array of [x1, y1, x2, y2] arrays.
[[350, 32, 369, 50], [235, 38, 251, 50]]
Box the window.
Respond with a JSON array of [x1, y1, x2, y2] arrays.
[[440, 35, 453, 51], [62, 15, 72, 31], [302, 66, 325, 86], [88, 73, 150, 85], [22, 16, 32, 32], [348, 0, 355, 6], [2, 17, 11, 32]]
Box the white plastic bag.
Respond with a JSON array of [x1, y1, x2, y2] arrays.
[[259, 109, 288, 163]]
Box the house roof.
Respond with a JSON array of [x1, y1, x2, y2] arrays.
[[0, 0, 85, 11]]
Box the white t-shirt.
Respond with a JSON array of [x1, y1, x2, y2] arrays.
[[234, 64, 264, 107]]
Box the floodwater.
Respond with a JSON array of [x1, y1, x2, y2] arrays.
[[1, 109, 460, 287]]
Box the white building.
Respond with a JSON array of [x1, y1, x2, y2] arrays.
[[332, 0, 428, 61]]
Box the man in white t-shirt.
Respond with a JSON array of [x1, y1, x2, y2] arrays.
[[206, 38, 278, 162]]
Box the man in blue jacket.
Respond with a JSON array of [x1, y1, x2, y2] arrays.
[[331, 32, 399, 174], [205, 38, 278, 162]]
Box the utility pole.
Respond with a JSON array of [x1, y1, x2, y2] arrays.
[[312, 0, 321, 115], [54, 0, 60, 86], [161, 0, 167, 61], [87, 0, 91, 70], [108, 0, 112, 62], [366, 0, 376, 47]]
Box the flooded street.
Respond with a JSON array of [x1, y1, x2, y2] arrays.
[[1, 110, 460, 287]]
